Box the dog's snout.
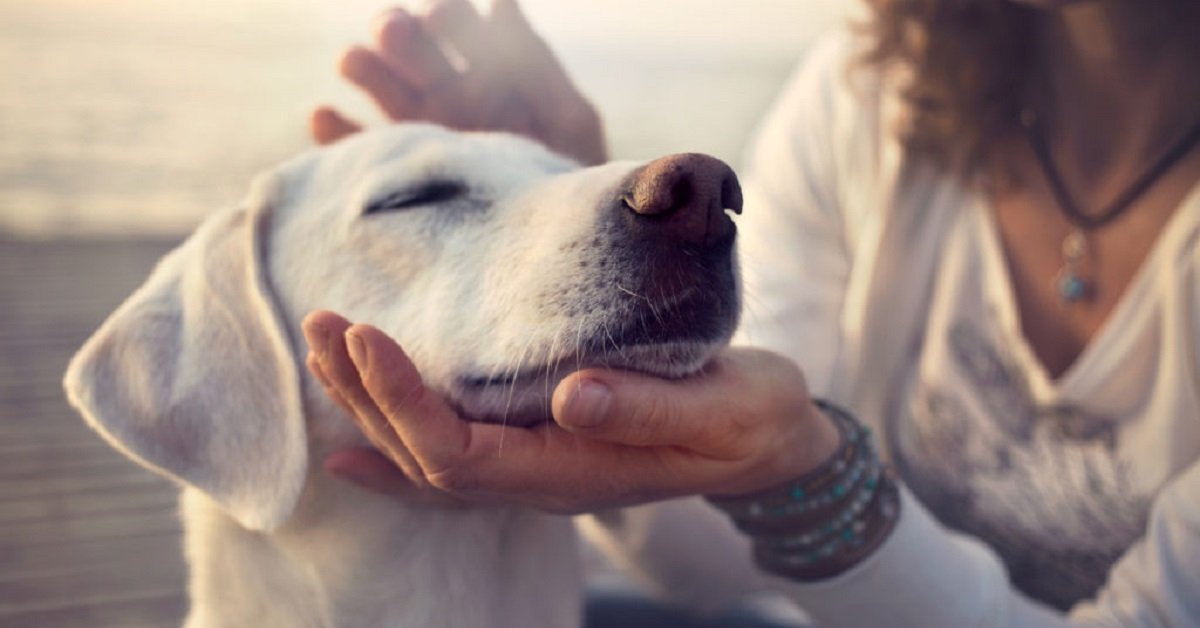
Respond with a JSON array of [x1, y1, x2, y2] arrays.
[[619, 153, 742, 249]]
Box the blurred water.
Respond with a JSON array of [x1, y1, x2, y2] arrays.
[[0, 0, 844, 236]]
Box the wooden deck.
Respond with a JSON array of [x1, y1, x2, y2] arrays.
[[0, 235, 187, 627]]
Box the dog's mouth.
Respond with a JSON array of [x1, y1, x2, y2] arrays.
[[445, 199, 741, 427], [460, 338, 716, 388], [450, 341, 720, 427], [448, 288, 736, 427]]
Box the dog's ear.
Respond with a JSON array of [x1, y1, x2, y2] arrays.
[[63, 174, 307, 532]]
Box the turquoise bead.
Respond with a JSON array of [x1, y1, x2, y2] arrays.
[[1058, 274, 1087, 301]]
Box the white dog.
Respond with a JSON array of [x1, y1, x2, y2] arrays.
[[64, 124, 742, 627]]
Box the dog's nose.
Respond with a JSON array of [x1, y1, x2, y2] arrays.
[[619, 153, 742, 249]]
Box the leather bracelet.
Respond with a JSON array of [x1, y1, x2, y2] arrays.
[[707, 399, 901, 582], [708, 399, 865, 520], [754, 471, 900, 581]]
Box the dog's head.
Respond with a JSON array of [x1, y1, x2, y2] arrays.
[[64, 124, 741, 531]]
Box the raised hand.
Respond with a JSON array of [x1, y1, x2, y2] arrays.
[[311, 0, 607, 166]]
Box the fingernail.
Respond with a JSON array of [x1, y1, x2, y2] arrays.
[[566, 379, 611, 427], [346, 331, 368, 371], [303, 322, 328, 356]]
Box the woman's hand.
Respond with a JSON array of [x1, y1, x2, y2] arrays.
[[302, 310, 840, 514], [310, 0, 607, 166]]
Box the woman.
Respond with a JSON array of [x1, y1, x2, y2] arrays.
[[301, 0, 1200, 624]]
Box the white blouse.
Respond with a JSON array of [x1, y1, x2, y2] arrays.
[[585, 29, 1200, 628]]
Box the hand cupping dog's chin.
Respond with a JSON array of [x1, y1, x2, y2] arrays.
[[451, 341, 727, 428]]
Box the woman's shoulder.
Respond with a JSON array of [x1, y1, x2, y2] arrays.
[[741, 27, 914, 246], [754, 28, 887, 146]]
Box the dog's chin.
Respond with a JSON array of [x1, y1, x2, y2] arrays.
[[449, 340, 724, 428]]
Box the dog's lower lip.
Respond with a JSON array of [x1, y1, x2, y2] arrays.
[[461, 373, 525, 388], [458, 343, 715, 390], [456, 355, 639, 390], [464, 414, 553, 427]]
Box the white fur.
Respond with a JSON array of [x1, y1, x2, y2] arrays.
[[63, 125, 738, 627]]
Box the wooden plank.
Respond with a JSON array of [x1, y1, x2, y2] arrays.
[[0, 560, 185, 612], [0, 589, 186, 628], [0, 490, 177, 526], [0, 236, 186, 627], [0, 531, 183, 574], [0, 468, 167, 501]]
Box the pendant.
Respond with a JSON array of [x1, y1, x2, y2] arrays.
[[1055, 229, 1092, 303]]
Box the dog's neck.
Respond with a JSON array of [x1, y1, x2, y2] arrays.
[[181, 477, 583, 627], [177, 385, 586, 627]]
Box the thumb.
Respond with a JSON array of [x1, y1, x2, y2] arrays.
[[551, 368, 734, 450]]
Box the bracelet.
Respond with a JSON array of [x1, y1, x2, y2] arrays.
[[756, 462, 883, 551], [755, 474, 900, 579], [707, 399, 901, 581], [709, 400, 870, 522]]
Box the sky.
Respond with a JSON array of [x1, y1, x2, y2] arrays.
[[0, 0, 849, 235]]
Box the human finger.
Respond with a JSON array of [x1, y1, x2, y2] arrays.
[[335, 325, 676, 508], [338, 45, 422, 121], [302, 311, 427, 483], [487, 0, 571, 88], [373, 8, 458, 90], [309, 106, 363, 145], [338, 323, 478, 480], [550, 362, 750, 454], [306, 352, 354, 416], [470, 0, 609, 165], [485, 92, 538, 137], [555, 350, 843, 497], [423, 0, 493, 66], [381, 409, 690, 512]]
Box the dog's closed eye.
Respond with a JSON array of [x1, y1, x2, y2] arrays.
[[364, 180, 468, 214]]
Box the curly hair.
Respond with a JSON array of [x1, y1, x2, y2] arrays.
[[859, 0, 1036, 172]]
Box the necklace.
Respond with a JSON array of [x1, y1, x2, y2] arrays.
[[1020, 108, 1200, 303]]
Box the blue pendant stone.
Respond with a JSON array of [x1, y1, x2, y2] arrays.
[[1058, 274, 1087, 302]]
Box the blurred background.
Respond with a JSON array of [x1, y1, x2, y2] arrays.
[[0, 0, 845, 624]]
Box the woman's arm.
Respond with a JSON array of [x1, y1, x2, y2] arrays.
[[756, 459, 1200, 628]]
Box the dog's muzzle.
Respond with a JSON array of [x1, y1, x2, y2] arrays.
[[455, 153, 744, 425], [617, 152, 742, 252]]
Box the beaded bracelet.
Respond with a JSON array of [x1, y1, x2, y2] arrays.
[[708, 399, 901, 581], [755, 474, 900, 578], [709, 400, 870, 522], [755, 462, 883, 551]]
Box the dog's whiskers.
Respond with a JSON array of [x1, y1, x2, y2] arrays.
[[600, 320, 629, 363], [496, 336, 536, 455], [541, 327, 567, 419], [615, 283, 648, 302]]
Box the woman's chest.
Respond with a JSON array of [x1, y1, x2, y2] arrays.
[[881, 200, 1200, 609], [988, 152, 1200, 379]]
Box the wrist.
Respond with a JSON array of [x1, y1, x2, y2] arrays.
[[799, 401, 841, 475], [707, 399, 901, 582]]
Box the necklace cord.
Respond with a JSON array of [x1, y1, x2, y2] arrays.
[[1023, 111, 1200, 230]]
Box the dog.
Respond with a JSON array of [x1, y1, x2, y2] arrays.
[[63, 123, 742, 627]]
